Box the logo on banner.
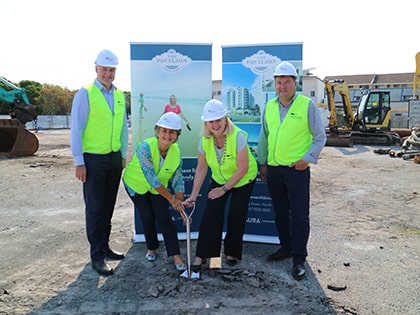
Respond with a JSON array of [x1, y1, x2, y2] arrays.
[[152, 49, 192, 73], [242, 50, 281, 75]]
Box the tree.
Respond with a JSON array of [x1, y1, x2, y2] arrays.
[[1, 78, 130, 116], [38, 84, 75, 115]]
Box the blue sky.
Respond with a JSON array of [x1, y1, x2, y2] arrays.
[[1, 0, 418, 91]]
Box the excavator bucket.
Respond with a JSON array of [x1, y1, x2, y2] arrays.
[[325, 133, 353, 147], [0, 119, 39, 156]]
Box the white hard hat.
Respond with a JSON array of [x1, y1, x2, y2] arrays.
[[273, 61, 297, 78], [155, 112, 182, 130], [201, 99, 228, 121], [95, 49, 119, 67]]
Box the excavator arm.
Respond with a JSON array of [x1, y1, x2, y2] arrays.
[[0, 76, 37, 124], [325, 80, 359, 131], [413, 52, 420, 98]]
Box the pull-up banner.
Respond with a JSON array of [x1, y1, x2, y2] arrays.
[[222, 42, 303, 244], [130, 42, 212, 242]]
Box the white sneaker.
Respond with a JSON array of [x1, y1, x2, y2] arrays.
[[146, 253, 156, 261]]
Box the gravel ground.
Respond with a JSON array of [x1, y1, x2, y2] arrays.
[[0, 129, 419, 315]]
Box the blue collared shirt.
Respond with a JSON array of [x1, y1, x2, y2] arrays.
[[70, 79, 128, 166]]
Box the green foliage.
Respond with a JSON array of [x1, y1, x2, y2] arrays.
[[20, 80, 42, 105], [1, 77, 131, 116], [38, 84, 75, 115]]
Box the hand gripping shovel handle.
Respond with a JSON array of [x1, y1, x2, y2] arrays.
[[180, 202, 195, 279]]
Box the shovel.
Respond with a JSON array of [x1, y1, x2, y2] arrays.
[[179, 202, 198, 279]]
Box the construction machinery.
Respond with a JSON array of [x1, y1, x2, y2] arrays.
[[323, 79, 401, 147], [0, 76, 39, 155], [413, 51, 420, 98]]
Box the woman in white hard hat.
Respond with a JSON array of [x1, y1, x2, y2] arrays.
[[123, 112, 187, 272], [184, 99, 257, 276]]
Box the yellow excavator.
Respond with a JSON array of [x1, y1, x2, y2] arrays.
[[0, 76, 39, 156], [323, 79, 401, 147], [413, 51, 420, 98]]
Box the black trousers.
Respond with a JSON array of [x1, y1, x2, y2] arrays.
[[266, 165, 310, 265], [127, 190, 181, 257], [83, 151, 122, 262], [195, 179, 256, 260]]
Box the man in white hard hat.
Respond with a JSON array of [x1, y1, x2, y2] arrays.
[[70, 49, 128, 276], [257, 61, 326, 280], [122, 112, 188, 272]]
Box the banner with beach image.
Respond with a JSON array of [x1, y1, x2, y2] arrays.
[[222, 42, 303, 244], [130, 42, 212, 242]]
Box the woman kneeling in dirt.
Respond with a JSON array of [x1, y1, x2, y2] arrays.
[[123, 112, 187, 272]]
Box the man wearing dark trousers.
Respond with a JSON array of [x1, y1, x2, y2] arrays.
[[257, 61, 326, 280], [71, 49, 128, 276]]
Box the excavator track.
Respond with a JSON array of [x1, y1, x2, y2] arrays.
[[349, 131, 401, 146], [326, 131, 401, 147]]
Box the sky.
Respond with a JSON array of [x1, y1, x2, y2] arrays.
[[1, 0, 418, 92]]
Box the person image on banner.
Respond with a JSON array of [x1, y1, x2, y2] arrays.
[[138, 92, 148, 119], [163, 94, 191, 131]]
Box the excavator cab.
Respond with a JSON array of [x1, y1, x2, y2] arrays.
[[0, 77, 39, 156], [356, 90, 392, 130], [324, 79, 400, 147]]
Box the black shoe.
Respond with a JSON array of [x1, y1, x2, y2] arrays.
[[267, 246, 291, 261], [225, 257, 237, 266], [106, 249, 125, 260], [292, 263, 306, 280], [190, 264, 201, 279], [92, 260, 114, 276], [191, 264, 202, 273]]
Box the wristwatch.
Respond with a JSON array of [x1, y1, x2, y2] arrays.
[[222, 185, 228, 192]]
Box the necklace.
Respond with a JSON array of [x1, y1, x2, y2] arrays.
[[214, 135, 227, 165]]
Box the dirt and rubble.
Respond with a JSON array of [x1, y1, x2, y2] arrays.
[[0, 129, 419, 315]]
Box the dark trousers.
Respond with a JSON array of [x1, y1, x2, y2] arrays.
[[195, 179, 256, 260], [266, 165, 310, 265], [127, 190, 180, 257], [83, 151, 122, 262]]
